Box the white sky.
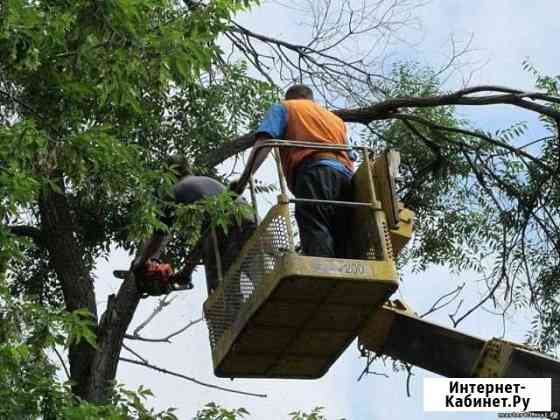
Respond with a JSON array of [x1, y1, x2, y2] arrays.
[[93, 1, 560, 419]]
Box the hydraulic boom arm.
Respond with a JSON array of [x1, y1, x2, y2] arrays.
[[358, 301, 560, 411]]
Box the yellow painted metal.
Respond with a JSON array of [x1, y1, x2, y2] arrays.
[[358, 300, 415, 353], [203, 150, 411, 379], [207, 254, 398, 378], [471, 339, 517, 377], [351, 152, 414, 260], [359, 302, 522, 375], [389, 207, 415, 258], [372, 150, 401, 229], [349, 158, 390, 260]]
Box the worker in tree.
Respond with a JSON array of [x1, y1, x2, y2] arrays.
[[132, 162, 256, 297], [234, 84, 354, 258]]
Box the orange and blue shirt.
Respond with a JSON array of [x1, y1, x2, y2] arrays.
[[256, 99, 354, 190]]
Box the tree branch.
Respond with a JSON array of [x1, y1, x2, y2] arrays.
[[120, 357, 267, 398], [335, 87, 560, 123], [132, 295, 176, 336], [420, 283, 465, 318], [6, 225, 43, 244], [87, 278, 141, 402], [54, 347, 71, 380], [207, 86, 559, 171], [125, 317, 203, 343], [392, 113, 550, 171], [122, 343, 148, 364], [228, 22, 392, 84], [197, 132, 255, 169], [38, 182, 98, 399]]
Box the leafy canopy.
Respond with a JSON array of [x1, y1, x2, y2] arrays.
[[1, 0, 274, 302]]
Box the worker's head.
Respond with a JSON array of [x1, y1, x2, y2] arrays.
[[167, 153, 192, 179], [284, 84, 314, 101]]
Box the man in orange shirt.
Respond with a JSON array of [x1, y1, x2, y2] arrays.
[[234, 85, 354, 258]]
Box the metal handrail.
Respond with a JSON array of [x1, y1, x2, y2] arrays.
[[207, 139, 383, 289], [253, 139, 371, 152], [243, 139, 378, 210]]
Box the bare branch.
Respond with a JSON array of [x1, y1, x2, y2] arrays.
[[122, 343, 148, 364], [120, 357, 267, 398], [132, 295, 176, 337], [357, 351, 389, 382], [420, 283, 465, 318], [450, 275, 504, 328], [54, 347, 70, 380], [163, 317, 203, 341], [125, 317, 203, 343], [404, 363, 414, 398]]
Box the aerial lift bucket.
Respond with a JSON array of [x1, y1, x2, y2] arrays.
[[203, 201, 398, 378], [203, 144, 412, 379]]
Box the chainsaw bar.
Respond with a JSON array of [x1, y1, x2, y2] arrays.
[[113, 270, 130, 279]]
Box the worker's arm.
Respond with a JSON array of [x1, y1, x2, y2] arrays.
[[131, 231, 169, 272], [232, 103, 287, 194], [234, 133, 272, 193]]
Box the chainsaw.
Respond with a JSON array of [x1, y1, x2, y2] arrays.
[[113, 243, 204, 297]]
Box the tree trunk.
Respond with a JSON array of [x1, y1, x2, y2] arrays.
[[86, 276, 141, 402], [38, 184, 98, 400]]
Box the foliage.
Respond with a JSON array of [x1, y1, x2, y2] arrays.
[[518, 61, 560, 350], [365, 62, 500, 274], [193, 403, 249, 420], [289, 406, 345, 420], [0, 0, 273, 408], [363, 61, 560, 352], [0, 0, 273, 300], [193, 404, 344, 420], [174, 190, 254, 245], [0, 275, 177, 419]]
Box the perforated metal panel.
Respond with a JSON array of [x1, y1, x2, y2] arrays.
[[205, 204, 293, 351]]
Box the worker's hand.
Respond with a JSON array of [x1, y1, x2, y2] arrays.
[[135, 258, 174, 296], [142, 259, 173, 282], [228, 178, 245, 195], [130, 257, 147, 275], [169, 271, 193, 288]]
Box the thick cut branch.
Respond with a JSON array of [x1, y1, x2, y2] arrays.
[[208, 85, 559, 169], [196, 132, 255, 169], [335, 88, 560, 123]]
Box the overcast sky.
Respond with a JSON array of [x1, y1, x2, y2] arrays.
[[94, 1, 559, 419]]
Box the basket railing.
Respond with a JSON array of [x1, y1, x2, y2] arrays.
[[204, 140, 396, 349]]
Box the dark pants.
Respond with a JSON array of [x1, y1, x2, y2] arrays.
[[294, 162, 352, 258]]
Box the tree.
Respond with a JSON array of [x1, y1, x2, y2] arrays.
[[1, 0, 559, 415], [0, 0, 273, 404]]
